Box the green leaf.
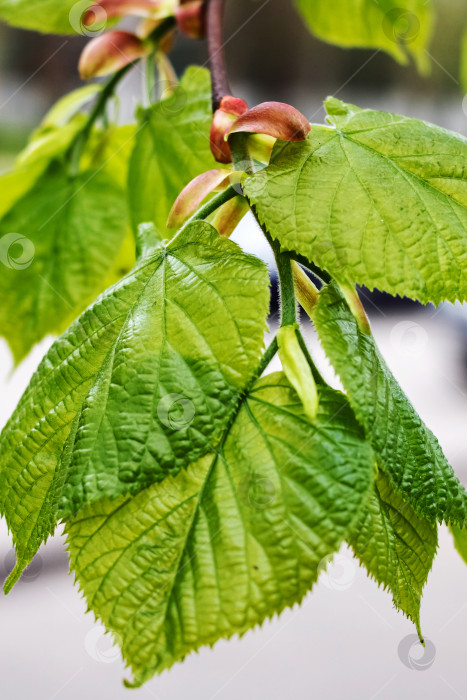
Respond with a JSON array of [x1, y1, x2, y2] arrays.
[[450, 524, 467, 565], [350, 470, 437, 639], [461, 28, 467, 92], [0, 158, 129, 362], [0, 221, 269, 589], [128, 67, 227, 234], [293, 0, 433, 72], [41, 85, 102, 129], [15, 113, 86, 174], [0, 0, 92, 34], [66, 372, 375, 686], [0, 114, 85, 220], [83, 124, 136, 190], [245, 98, 467, 305], [313, 281, 467, 525]]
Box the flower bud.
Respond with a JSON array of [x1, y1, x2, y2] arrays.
[[175, 0, 205, 39], [79, 30, 148, 79], [210, 96, 248, 164], [228, 101, 311, 141], [167, 168, 233, 228]]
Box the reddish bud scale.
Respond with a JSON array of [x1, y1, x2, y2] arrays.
[[167, 168, 233, 228], [79, 30, 148, 79], [210, 97, 310, 164], [210, 96, 248, 164], [175, 0, 205, 39], [228, 101, 311, 141]]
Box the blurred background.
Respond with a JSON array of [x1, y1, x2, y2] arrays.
[[1, 0, 467, 698]]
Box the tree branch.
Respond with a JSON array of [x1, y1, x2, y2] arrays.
[[206, 0, 231, 111]]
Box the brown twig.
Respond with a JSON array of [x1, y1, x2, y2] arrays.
[[205, 0, 231, 111]]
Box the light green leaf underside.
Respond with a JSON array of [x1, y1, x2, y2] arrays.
[[293, 0, 433, 72], [66, 373, 375, 687], [449, 524, 467, 565], [0, 0, 92, 34], [0, 222, 269, 589], [313, 282, 467, 525], [0, 159, 129, 362], [128, 67, 227, 234], [245, 98, 467, 305], [349, 470, 437, 639]]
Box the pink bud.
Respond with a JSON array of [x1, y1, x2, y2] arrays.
[[79, 30, 148, 79], [82, 0, 172, 26], [167, 169, 232, 228], [175, 0, 205, 39], [228, 102, 311, 141], [210, 96, 248, 164]]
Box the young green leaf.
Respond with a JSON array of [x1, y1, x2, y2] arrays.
[[350, 469, 437, 640], [0, 221, 269, 590], [461, 28, 467, 92], [0, 114, 86, 220], [66, 373, 375, 687], [0, 0, 93, 34], [245, 98, 467, 305], [449, 524, 467, 565], [128, 67, 229, 233], [313, 281, 467, 525], [294, 0, 433, 72], [0, 159, 129, 362]]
